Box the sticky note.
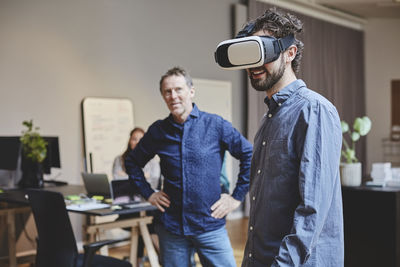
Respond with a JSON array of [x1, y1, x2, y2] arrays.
[[92, 195, 104, 201], [66, 195, 80, 201]]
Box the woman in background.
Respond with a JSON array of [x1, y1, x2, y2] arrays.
[[113, 127, 161, 189]]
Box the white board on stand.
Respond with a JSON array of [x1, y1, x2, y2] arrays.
[[81, 97, 134, 180]]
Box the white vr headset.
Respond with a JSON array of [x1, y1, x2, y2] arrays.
[[214, 23, 295, 70]]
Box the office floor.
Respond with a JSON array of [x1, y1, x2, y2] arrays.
[[17, 218, 249, 267]]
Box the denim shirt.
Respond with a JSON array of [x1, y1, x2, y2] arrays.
[[125, 104, 253, 235], [242, 80, 344, 267]]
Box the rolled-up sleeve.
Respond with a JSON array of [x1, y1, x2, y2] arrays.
[[272, 102, 342, 266]]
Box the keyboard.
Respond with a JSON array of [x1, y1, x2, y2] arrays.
[[67, 202, 110, 211], [121, 202, 151, 209]]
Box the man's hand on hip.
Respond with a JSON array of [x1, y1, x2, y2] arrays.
[[211, 193, 241, 219], [148, 191, 170, 212]]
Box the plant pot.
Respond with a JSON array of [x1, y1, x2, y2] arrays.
[[18, 156, 44, 188], [340, 162, 362, 186]]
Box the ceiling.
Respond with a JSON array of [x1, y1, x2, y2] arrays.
[[314, 0, 400, 18]]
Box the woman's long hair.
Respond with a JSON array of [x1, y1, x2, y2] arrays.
[[121, 127, 145, 169]]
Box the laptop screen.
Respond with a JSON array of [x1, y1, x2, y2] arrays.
[[81, 173, 111, 197], [111, 179, 141, 204]]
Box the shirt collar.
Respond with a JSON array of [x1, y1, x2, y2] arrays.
[[264, 79, 306, 108], [190, 103, 199, 119], [168, 103, 199, 127]]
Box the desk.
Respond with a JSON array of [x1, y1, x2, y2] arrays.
[[342, 186, 400, 267], [0, 184, 159, 267], [0, 203, 31, 267]]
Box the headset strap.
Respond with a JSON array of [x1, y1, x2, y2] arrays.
[[236, 23, 295, 53], [236, 22, 255, 38], [273, 34, 295, 53]]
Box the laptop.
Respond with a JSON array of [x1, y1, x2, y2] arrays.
[[110, 179, 142, 206], [81, 173, 111, 198]]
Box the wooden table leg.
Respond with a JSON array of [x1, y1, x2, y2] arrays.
[[130, 226, 139, 267], [87, 216, 96, 243], [83, 215, 155, 266], [7, 210, 17, 267], [139, 221, 159, 267], [96, 228, 109, 256]]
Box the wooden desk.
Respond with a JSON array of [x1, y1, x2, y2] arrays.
[[0, 203, 31, 267], [68, 201, 159, 267], [85, 212, 158, 267], [0, 185, 159, 267], [342, 186, 400, 267]]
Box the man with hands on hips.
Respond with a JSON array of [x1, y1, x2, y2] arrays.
[[125, 67, 253, 267]]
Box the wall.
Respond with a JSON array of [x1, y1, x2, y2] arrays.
[[365, 18, 400, 173], [0, 0, 244, 243]]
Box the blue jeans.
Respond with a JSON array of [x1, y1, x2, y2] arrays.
[[156, 224, 236, 267]]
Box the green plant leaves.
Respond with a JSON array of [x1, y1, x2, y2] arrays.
[[342, 148, 356, 164], [353, 116, 372, 136], [20, 120, 47, 163], [351, 132, 360, 142], [341, 121, 349, 133], [22, 120, 33, 130], [341, 116, 371, 163]]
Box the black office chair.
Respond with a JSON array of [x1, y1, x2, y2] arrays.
[[27, 189, 132, 267]]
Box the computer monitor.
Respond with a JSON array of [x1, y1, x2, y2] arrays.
[[111, 179, 141, 204], [42, 137, 61, 174], [0, 136, 20, 170], [0, 136, 61, 174]]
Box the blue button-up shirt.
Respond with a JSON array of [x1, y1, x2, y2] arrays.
[[242, 80, 344, 267], [125, 104, 253, 235]]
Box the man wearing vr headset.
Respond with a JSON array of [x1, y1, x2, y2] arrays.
[[125, 67, 253, 267], [216, 8, 343, 267]]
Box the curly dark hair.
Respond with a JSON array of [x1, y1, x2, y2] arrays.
[[159, 66, 193, 92], [246, 8, 304, 73]]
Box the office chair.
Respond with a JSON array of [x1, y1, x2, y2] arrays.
[[27, 189, 132, 267]]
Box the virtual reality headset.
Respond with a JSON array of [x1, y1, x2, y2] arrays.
[[214, 24, 295, 70]]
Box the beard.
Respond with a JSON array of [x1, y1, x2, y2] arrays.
[[249, 56, 285, 92]]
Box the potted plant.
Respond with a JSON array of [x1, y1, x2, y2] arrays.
[[18, 120, 47, 188], [340, 116, 371, 186]]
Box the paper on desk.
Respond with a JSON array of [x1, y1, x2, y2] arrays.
[[67, 202, 110, 211]]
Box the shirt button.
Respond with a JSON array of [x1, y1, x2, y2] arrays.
[[268, 114, 272, 118], [262, 141, 266, 146], [252, 196, 256, 201], [278, 103, 282, 106], [250, 226, 253, 231], [257, 169, 261, 174], [249, 253, 252, 258]]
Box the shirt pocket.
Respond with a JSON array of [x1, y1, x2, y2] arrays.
[[267, 139, 289, 178]]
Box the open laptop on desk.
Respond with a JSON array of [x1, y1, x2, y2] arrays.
[[65, 173, 112, 211], [111, 179, 150, 209], [81, 172, 111, 198]]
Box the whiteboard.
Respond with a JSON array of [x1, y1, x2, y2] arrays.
[[193, 79, 232, 122], [192, 78, 234, 190], [81, 97, 134, 179]]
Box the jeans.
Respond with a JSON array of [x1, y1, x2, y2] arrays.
[[156, 224, 236, 267]]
